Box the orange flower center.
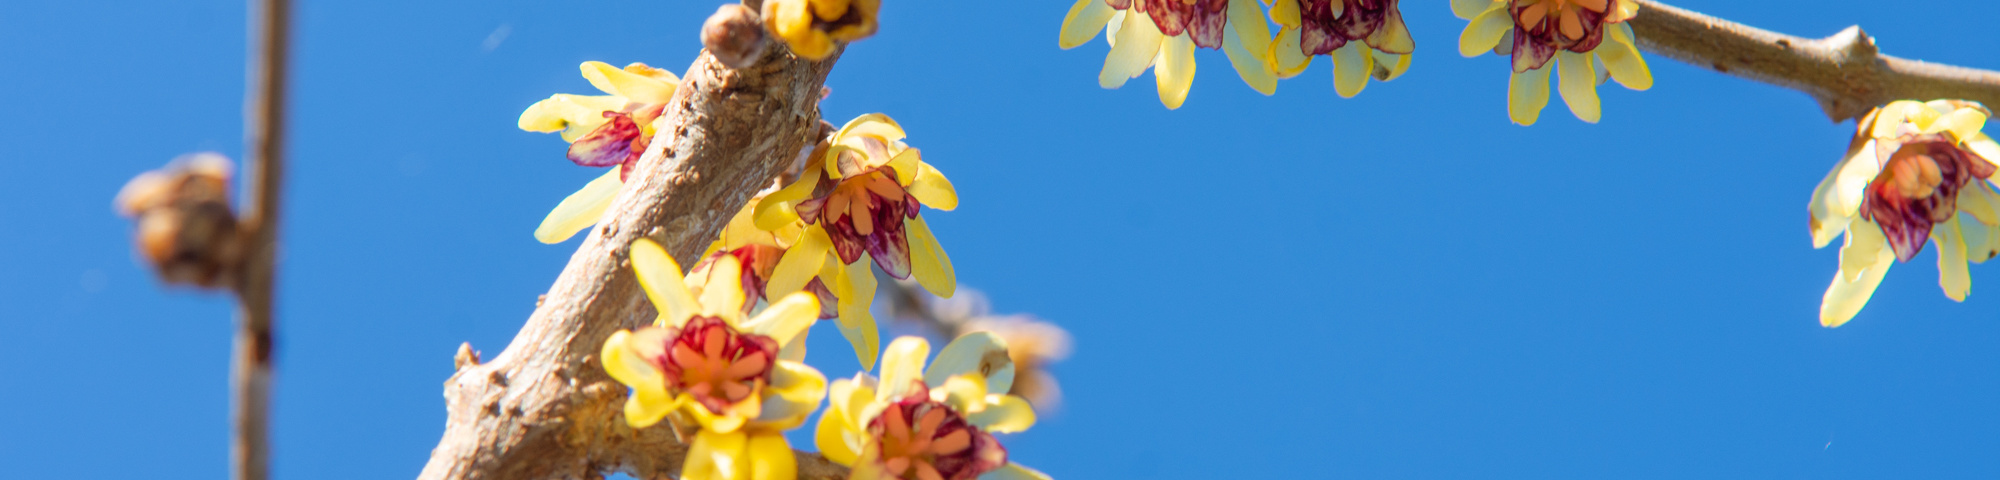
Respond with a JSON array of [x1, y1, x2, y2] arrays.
[[661, 317, 778, 413], [868, 396, 1003, 480], [822, 169, 907, 237], [1514, 0, 1608, 40], [1881, 148, 1946, 199]]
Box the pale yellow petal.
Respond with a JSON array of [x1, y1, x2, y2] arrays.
[[1270, 0, 1301, 27], [1936, 218, 1972, 302], [1831, 139, 1884, 216], [1100, 10, 1164, 89], [581, 61, 677, 104], [746, 432, 797, 480], [1508, 66, 1554, 126], [686, 429, 749, 480], [518, 94, 629, 141], [814, 403, 860, 465], [1822, 228, 1897, 328], [1597, 23, 1652, 90], [1960, 184, 1999, 225], [1372, 49, 1411, 81], [1556, 51, 1601, 123], [754, 161, 823, 230], [905, 216, 956, 297], [1967, 133, 2000, 168], [930, 374, 990, 413], [1331, 42, 1372, 98], [535, 169, 622, 244], [1453, 0, 1498, 20], [924, 331, 1014, 394], [966, 395, 1037, 434], [696, 254, 748, 321], [837, 259, 882, 371], [1963, 212, 2000, 263], [623, 389, 679, 429], [1873, 101, 1928, 139], [1223, 29, 1278, 96], [978, 463, 1053, 480], [1840, 219, 1889, 281], [907, 162, 958, 211], [1155, 34, 1197, 109], [1460, 6, 1513, 58], [742, 291, 821, 345], [1269, 27, 1311, 79], [1932, 107, 1989, 142], [770, 226, 833, 296], [1059, 0, 1116, 49], [631, 238, 700, 326], [1228, 0, 1274, 51], [877, 335, 931, 403]]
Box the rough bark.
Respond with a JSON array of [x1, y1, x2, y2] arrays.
[[1628, 0, 2000, 122], [417, 44, 846, 480]]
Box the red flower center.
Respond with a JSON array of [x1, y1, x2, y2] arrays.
[[868, 388, 1006, 480], [657, 317, 780, 414], [1860, 138, 2000, 262]]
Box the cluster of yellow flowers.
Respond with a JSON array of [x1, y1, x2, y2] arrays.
[[518, 63, 1047, 478], [1056, 0, 1653, 124]]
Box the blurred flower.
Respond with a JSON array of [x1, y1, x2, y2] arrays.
[[762, 0, 879, 61], [1059, 0, 1280, 109], [817, 334, 1050, 480], [753, 113, 959, 370], [959, 316, 1071, 411], [601, 238, 827, 480], [115, 152, 243, 289], [1266, 0, 1415, 98], [1455, 0, 1651, 125], [519, 61, 680, 244], [1808, 100, 2000, 327]]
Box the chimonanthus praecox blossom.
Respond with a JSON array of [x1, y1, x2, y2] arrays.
[[601, 238, 827, 480], [699, 195, 842, 321], [1455, 0, 1652, 125], [763, 0, 879, 60], [818, 333, 1049, 480], [1809, 100, 2000, 327], [1059, 0, 1281, 108], [518, 61, 680, 243], [753, 113, 959, 370], [1267, 0, 1416, 98]]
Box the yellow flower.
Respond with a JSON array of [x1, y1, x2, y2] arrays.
[[518, 61, 680, 244], [1265, 0, 1416, 98], [1058, 0, 1279, 109], [753, 113, 959, 370], [817, 334, 1050, 480], [695, 196, 842, 321], [1455, 0, 1651, 125], [762, 0, 879, 61], [1809, 100, 2000, 327], [601, 238, 828, 480]]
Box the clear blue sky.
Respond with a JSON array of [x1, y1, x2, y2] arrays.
[[6, 0, 2000, 478]]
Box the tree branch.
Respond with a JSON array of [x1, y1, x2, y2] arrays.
[[232, 0, 289, 479], [417, 45, 847, 480], [1629, 0, 2000, 122]]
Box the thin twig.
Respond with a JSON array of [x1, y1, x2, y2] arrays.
[[1628, 0, 2000, 122], [233, 0, 289, 479]]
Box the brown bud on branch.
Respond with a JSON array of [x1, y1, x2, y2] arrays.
[[703, 4, 768, 70], [116, 153, 245, 289]]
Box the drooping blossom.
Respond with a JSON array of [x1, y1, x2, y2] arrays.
[[518, 61, 680, 243], [817, 334, 1049, 480], [1059, 0, 1280, 109], [1808, 100, 2000, 326], [1455, 0, 1652, 125], [1267, 0, 1416, 98]]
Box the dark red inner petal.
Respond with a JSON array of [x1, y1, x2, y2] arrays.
[[568, 112, 641, 168], [1859, 140, 1999, 262], [1185, 0, 1229, 49], [1139, 0, 1195, 37], [656, 316, 782, 415], [867, 387, 1008, 480]]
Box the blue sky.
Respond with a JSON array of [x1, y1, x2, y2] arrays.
[[7, 0, 2000, 478]]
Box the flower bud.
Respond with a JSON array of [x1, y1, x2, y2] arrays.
[[703, 4, 768, 69], [115, 153, 243, 289]]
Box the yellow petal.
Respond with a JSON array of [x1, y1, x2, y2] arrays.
[[1873, 101, 1928, 139], [1452, 0, 1498, 20], [624, 388, 679, 429], [686, 429, 749, 480], [1223, 29, 1278, 96], [1155, 34, 1197, 109], [967, 395, 1038, 434], [837, 259, 882, 371], [931, 374, 990, 413], [814, 400, 860, 465], [905, 216, 957, 297], [581, 61, 676, 105], [1822, 225, 1897, 328], [1228, 0, 1274, 53], [769, 226, 832, 296], [1269, 27, 1311, 79], [1331, 42, 1372, 98], [518, 94, 630, 141], [1932, 107, 1989, 142], [1962, 213, 2000, 263], [742, 291, 820, 345], [695, 254, 748, 321], [1460, 6, 1513, 58], [924, 331, 1014, 394], [980, 464, 1054, 480], [1556, 51, 1601, 123], [1269, 0, 1301, 27], [1936, 218, 1972, 302], [631, 238, 700, 326], [536, 169, 623, 244], [907, 162, 958, 211], [877, 335, 931, 403], [1596, 24, 1652, 90], [1100, 10, 1164, 89], [1840, 218, 1889, 282], [1966, 133, 2000, 168], [744, 432, 796, 480], [754, 161, 823, 231], [1831, 139, 1883, 216], [1508, 65, 1554, 126], [1059, 0, 1116, 49], [1372, 49, 1411, 81], [1960, 184, 2000, 226]]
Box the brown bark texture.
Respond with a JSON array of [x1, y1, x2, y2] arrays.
[[416, 45, 846, 480], [233, 0, 289, 479], [1628, 0, 2000, 122]]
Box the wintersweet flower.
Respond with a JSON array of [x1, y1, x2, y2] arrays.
[[1809, 100, 2000, 327], [817, 334, 1049, 480], [1454, 0, 1652, 125], [1058, 0, 1280, 109], [519, 61, 680, 244], [753, 113, 959, 370], [696, 197, 841, 321], [601, 238, 828, 480], [1265, 0, 1416, 98], [762, 0, 879, 61]]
